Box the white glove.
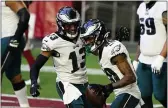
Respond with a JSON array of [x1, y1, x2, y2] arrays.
[[133, 60, 139, 71], [151, 55, 165, 74]]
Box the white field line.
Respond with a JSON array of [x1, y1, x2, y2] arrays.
[[21, 64, 105, 75], [20, 65, 163, 108]]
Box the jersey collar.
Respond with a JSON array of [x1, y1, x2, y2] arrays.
[[146, 1, 156, 10], [56, 31, 79, 44]]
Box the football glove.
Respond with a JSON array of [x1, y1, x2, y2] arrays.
[[89, 84, 113, 99], [8, 37, 20, 52], [151, 55, 165, 74], [30, 80, 40, 97]]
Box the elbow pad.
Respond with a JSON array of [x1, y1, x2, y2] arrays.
[[30, 54, 49, 81], [14, 8, 30, 39]]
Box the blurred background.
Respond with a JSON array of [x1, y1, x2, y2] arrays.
[[27, 1, 142, 53], [2, 1, 164, 108]]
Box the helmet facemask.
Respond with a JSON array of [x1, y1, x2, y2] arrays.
[[81, 19, 108, 54], [81, 29, 106, 53], [62, 21, 80, 39]]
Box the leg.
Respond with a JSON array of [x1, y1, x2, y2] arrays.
[[5, 38, 29, 107], [56, 81, 90, 108], [110, 93, 139, 108], [1, 37, 11, 80], [23, 38, 35, 68], [136, 62, 153, 108], [73, 83, 93, 108], [23, 50, 35, 68], [153, 62, 167, 108]]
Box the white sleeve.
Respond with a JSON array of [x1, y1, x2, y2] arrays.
[[41, 33, 59, 51], [41, 36, 52, 51], [161, 2, 167, 12], [108, 43, 126, 59]]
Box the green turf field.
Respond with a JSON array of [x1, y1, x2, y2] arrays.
[[1, 48, 161, 105], [2, 72, 161, 104]]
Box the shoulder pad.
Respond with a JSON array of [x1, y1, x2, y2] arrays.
[[41, 33, 59, 51], [159, 2, 166, 12], [137, 3, 144, 15], [108, 41, 127, 59]]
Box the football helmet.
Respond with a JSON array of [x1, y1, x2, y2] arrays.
[[56, 6, 81, 39], [81, 19, 109, 53]]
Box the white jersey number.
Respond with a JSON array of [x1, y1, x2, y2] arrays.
[[140, 18, 156, 35], [103, 68, 120, 83]]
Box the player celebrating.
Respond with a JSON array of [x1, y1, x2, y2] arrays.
[[133, 1, 167, 108], [80, 19, 142, 108], [30, 6, 92, 108], [1, 1, 30, 107]]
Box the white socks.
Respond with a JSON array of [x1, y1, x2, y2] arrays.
[[14, 86, 29, 107]]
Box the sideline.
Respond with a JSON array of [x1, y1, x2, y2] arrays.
[[21, 64, 104, 75]]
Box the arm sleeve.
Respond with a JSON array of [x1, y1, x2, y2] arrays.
[[14, 8, 30, 40], [30, 54, 49, 81]]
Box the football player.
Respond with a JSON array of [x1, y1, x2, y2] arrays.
[[80, 19, 142, 108], [22, 1, 40, 85], [30, 6, 92, 108], [133, 1, 167, 108], [1, 0, 30, 107]]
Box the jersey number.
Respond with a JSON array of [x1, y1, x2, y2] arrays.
[[69, 47, 86, 73], [140, 18, 156, 35], [103, 68, 120, 83], [47, 34, 58, 40]]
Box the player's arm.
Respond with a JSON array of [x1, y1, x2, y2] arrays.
[[135, 41, 141, 61], [133, 41, 140, 70], [160, 39, 167, 58], [6, 1, 30, 40], [30, 51, 51, 82], [133, 15, 141, 70], [109, 54, 136, 89], [151, 11, 167, 73], [91, 54, 136, 97], [160, 11, 167, 58], [30, 51, 51, 97]]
